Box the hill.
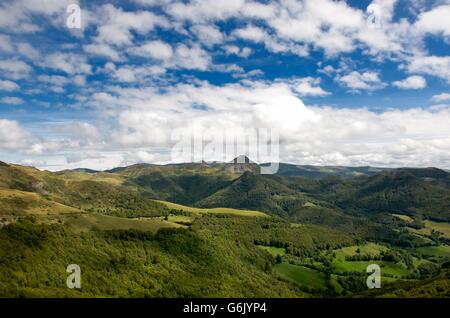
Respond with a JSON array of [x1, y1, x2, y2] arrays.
[[0, 159, 449, 298]]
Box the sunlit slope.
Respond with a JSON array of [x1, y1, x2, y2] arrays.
[[155, 200, 267, 217]]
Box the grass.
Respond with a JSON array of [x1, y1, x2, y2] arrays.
[[0, 189, 81, 216], [332, 243, 409, 278], [257, 245, 286, 257], [167, 215, 194, 225], [336, 243, 389, 258], [424, 220, 450, 238], [331, 259, 409, 277], [392, 214, 414, 223], [155, 200, 267, 217], [408, 220, 450, 239], [275, 263, 326, 290], [63, 213, 184, 233], [412, 245, 450, 257], [56, 171, 125, 186]]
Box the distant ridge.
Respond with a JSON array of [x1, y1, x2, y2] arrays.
[[66, 168, 99, 174], [2, 158, 449, 180], [0, 161, 9, 167]]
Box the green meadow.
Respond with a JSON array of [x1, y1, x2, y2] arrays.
[[155, 200, 268, 217]]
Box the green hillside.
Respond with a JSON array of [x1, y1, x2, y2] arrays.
[[0, 160, 449, 298]]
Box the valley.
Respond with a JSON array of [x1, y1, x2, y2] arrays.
[[0, 159, 449, 297]]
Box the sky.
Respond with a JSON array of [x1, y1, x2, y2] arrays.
[[1, 0, 450, 171]]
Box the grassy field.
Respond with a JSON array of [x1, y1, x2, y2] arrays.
[[155, 200, 267, 217], [331, 259, 409, 277], [258, 245, 286, 257], [167, 215, 194, 224], [409, 220, 450, 239], [336, 243, 389, 258], [332, 243, 409, 278], [0, 189, 81, 216], [424, 220, 450, 238], [63, 213, 184, 233], [56, 171, 125, 186], [392, 214, 414, 223], [275, 263, 326, 290], [411, 245, 450, 257]]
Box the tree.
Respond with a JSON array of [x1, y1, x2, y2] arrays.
[[276, 254, 282, 264]]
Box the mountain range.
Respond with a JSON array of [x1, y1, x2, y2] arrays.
[[1, 157, 449, 297]]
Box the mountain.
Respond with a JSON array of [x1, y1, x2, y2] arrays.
[[2, 160, 450, 222], [261, 162, 387, 178], [1, 159, 450, 298], [330, 168, 450, 222]]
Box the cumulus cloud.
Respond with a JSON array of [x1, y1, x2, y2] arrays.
[[18, 158, 47, 167], [0, 80, 19, 91], [0, 119, 30, 150], [131, 40, 174, 60], [0, 59, 31, 80], [84, 43, 122, 61], [223, 45, 252, 58], [290, 77, 331, 97], [2, 0, 450, 170], [190, 24, 224, 46], [406, 55, 450, 83], [72, 81, 450, 168], [233, 25, 268, 42], [1, 97, 24, 105], [431, 93, 450, 102], [93, 4, 169, 46], [41, 53, 92, 75], [336, 71, 387, 92], [0, 34, 13, 52], [415, 4, 450, 37], [392, 75, 427, 89], [103, 62, 166, 83]]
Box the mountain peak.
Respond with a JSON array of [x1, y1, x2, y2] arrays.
[[230, 155, 253, 164]]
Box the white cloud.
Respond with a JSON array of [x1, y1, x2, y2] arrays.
[[93, 4, 169, 46], [37, 75, 69, 86], [393, 75, 427, 89], [17, 42, 40, 60], [0, 34, 13, 52], [191, 24, 224, 46], [415, 4, 450, 37], [0, 0, 79, 33], [173, 44, 211, 71], [103, 62, 166, 83], [223, 45, 252, 58], [168, 0, 246, 22], [1, 97, 24, 105], [57, 122, 102, 143], [84, 43, 121, 61], [0, 59, 31, 80], [41, 53, 92, 75], [431, 93, 450, 102], [337, 71, 387, 92], [132, 40, 174, 60], [289, 77, 331, 97], [407, 55, 450, 83], [0, 80, 19, 91], [7, 78, 450, 169], [233, 25, 268, 42], [75, 80, 450, 168], [3, 0, 450, 170], [18, 158, 47, 167], [121, 150, 156, 166], [0, 119, 30, 150]]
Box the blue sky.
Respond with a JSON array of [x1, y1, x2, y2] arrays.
[[1, 0, 450, 170]]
